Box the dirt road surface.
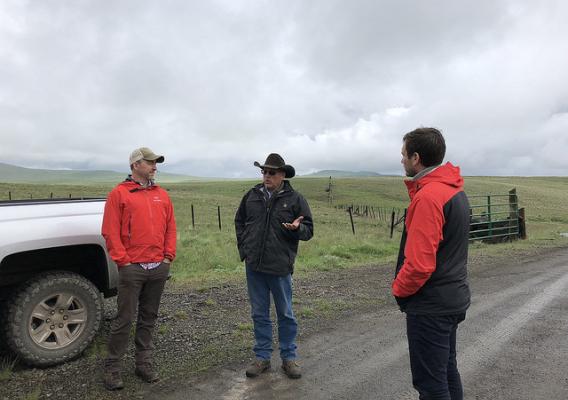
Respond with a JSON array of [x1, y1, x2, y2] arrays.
[[152, 248, 568, 400]]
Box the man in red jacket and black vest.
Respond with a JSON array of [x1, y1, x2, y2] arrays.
[[101, 147, 177, 391], [393, 128, 471, 400]]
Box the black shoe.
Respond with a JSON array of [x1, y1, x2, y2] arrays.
[[103, 369, 124, 390], [135, 363, 160, 383], [245, 359, 271, 378]]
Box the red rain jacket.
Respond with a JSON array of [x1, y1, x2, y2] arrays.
[[393, 162, 470, 315], [102, 180, 176, 267]]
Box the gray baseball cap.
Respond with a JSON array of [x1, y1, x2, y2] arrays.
[[129, 147, 165, 165]]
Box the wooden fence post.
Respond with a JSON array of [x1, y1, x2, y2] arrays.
[[217, 206, 222, 231], [191, 204, 195, 229], [390, 211, 396, 238], [8, 191, 11, 200], [348, 207, 355, 235], [518, 208, 527, 239]]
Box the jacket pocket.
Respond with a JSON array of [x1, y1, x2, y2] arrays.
[[276, 206, 295, 225], [242, 221, 255, 251]]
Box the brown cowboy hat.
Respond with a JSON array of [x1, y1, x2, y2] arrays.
[[254, 153, 296, 178]]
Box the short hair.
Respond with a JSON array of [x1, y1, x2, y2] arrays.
[[130, 160, 142, 171], [403, 127, 446, 167]]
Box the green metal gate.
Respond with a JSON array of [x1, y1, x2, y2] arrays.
[[469, 188, 524, 242]]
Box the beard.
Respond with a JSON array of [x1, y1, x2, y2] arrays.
[[404, 166, 417, 177]]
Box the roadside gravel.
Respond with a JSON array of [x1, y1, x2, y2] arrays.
[[0, 262, 393, 400]]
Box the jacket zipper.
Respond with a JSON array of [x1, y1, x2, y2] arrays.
[[145, 189, 155, 238], [257, 197, 272, 268], [256, 188, 286, 268]]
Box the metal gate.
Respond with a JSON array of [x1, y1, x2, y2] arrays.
[[469, 188, 525, 242]]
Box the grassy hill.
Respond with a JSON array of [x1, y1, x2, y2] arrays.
[[303, 169, 384, 177], [0, 162, 198, 184]]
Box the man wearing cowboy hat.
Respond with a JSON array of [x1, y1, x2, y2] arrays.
[[235, 153, 313, 379]]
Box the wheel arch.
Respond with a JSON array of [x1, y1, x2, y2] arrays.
[[0, 244, 115, 297]]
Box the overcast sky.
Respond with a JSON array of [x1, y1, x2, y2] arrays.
[[1, 1, 567, 177]]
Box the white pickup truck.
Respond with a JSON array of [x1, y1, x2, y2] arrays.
[[0, 198, 118, 367]]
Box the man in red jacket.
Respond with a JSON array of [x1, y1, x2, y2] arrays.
[[394, 128, 470, 400], [101, 147, 176, 391]]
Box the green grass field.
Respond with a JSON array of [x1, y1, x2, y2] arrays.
[[2, 176, 567, 287]]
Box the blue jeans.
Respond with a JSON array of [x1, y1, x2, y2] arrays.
[[246, 267, 298, 361], [406, 313, 466, 400]]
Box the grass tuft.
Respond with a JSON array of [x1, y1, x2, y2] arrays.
[[174, 310, 189, 320], [236, 322, 252, 331], [22, 388, 42, 400], [158, 324, 169, 335], [0, 356, 17, 382], [84, 336, 107, 360]]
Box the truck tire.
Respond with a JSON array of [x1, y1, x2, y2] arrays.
[[4, 271, 103, 367], [0, 287, 13, 353]]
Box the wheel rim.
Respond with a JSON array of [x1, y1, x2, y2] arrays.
[[28, 292, 88, 349]]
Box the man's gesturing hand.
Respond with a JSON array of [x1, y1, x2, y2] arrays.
[[282, 216, 304, 231]]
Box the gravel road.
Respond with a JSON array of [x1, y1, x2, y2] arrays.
[[151, 247, 568, 400]]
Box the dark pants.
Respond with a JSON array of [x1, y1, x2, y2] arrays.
[[406, 313, 466, 400], [105, 263, 169, 370]]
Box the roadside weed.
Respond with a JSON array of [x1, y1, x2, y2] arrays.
[[158, 324, 169, 335], [84, 336, 107, 360], [236, 322, 252, 331], [174, 310, 189, 320], [22, 387, 41, 400], [0, 356, 17, 382], [204, 298, 217, 306], [298, 307, 315, 319]]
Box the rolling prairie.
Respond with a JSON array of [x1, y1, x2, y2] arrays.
[[2, 175, 567, 287]]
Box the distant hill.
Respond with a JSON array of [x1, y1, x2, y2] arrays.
[[302, 170, 383, 178], [0, 162, 198, 184]]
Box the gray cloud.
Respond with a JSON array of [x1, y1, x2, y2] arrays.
[[0, 0, 567, 177]]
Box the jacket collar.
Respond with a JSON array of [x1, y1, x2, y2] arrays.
[[125, 174, 155, 187], [254, 180, 293, 196], [121, 176, 158, 192], [404, 162, 464, 200], [410, 165, 439, 181]]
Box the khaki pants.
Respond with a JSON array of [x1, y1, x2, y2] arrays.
[[105, 262, 170, 370]]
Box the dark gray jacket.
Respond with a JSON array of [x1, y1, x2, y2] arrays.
[[235, 181, 313, 276]]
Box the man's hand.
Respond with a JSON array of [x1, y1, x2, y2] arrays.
[[282, 216, 304, 231]]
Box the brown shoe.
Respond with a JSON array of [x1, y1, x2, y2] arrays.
[[103, 369, 124, 391], [135, 363, 160, 383], [281, 360, 302, 379], [245, 359, 271, 378]]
